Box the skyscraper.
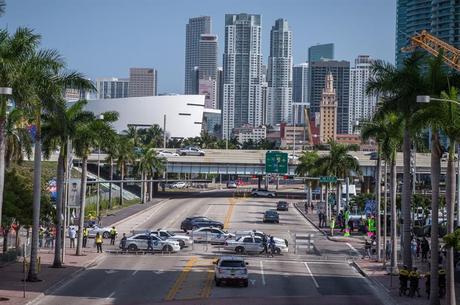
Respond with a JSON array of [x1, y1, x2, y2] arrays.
[[293, 63, 309, 125], [309, 60, 350, 134], [267, 19, 293, 125], [128, 68, 157, 97], [184, 16, 211, 94], [308, 43, 334, 63], [222, 13, 263, 139], [319, 72, 337, 143], [95, 77, 129, 99], [349, 55, 378, 133], [198, 34, 218, 109], [395, 0, 460, 68]]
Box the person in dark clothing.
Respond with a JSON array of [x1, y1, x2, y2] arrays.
[[147, 235, 154, 252], [399, 265, 410, 296], [421, 237, 430, 262], [425, 272, 430, 299], [120, 233, 127, 252], [439, 267, 446, 298], [408, 267, 420, 297], [261, 234, 268, 256]]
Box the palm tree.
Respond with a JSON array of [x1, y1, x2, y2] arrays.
[[137, 147, 165, 202], [295, 150, 320, 207], [414, 87, 460, 304], [367, 52, 427, 268], [42, 99, 94, 267], [113, 135, 134, 206], [0, 27, 41, 240], [361, 111, 403, 273], [139, 125, 164, 147], [5, 108, 32, 169], [73, 111, 118, 255], [123, 125, 140, 147]]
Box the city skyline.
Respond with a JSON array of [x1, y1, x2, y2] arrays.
[[1, 0, 396, 94]]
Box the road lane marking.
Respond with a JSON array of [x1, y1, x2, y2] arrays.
[[260, 261, 266, 285], [131, 270, 138, 276], [223, 198, 237, 229], [165, 256, 198, 301], [106, 291, 115, 299], [303, 262, 319, 288], [346, 242, 360, 256], [200, 259, 215, 298]]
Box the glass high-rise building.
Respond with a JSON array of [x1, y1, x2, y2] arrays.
[[198, 34, 218, 109], [184, 16, 211, 94], [222, 13, 263, 139], [267, 19, 293, 125], [293, 63, 309, 125], [308, 43, 334, 63], [95, 78, 129, 99], [396, 0, 460, 68]]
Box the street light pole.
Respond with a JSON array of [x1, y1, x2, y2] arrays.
[[96, 114, 104, 223], [0, 87, 12, 230]]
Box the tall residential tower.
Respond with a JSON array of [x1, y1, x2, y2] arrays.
[[222, 13, 263, 139], [267, 19, 293, 125], [184, 16, 211, 94]]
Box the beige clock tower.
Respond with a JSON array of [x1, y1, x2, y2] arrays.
[[319, 72, 337, 143]]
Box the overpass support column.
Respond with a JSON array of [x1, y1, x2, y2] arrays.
[[258, 175, 262, 190]]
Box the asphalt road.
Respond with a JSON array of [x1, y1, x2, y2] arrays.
[[33, 193, 387, 305]]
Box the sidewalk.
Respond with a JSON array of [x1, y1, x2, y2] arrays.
[[0, 198, 168, 305]]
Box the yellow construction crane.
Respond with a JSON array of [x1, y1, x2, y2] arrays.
[[303, 106, 313, 145], [402, 30, 460, 71]]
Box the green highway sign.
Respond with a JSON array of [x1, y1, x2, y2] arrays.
[[320, 176, 337, 183], [265, 151, 288, 174]]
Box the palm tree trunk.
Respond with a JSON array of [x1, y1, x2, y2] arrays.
[[141, 172, 145, 204], [383, 161, 388, 266], [27, 113, 41, 282], [376, 148, 382, 261], [401, 129, 412, 268], [52, 150, 65, 267], [0, 98, 7, 234], [76, 156, 88, 256], [119, 165, 124, 206], [149, 176, 153, 202], [446, 143, 456, 305], [429, 131, 441, 305], [108, 157, 113, 210], [2, 227, 8, 253], [308, 181, 312, 207], [390, 153, 398, 274]]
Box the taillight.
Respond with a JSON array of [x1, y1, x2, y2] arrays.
[[218, 268, 223, 273]]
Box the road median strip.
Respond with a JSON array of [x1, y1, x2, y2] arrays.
[[165, 256, 198, 301], [223, 198, 237, 229]]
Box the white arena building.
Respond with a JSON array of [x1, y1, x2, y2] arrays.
[[83, 95, 217, 138]]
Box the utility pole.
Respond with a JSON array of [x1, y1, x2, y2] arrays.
[[163, 114, 167, 149]]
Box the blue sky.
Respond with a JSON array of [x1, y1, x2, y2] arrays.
[[2, 0, 396, 93]]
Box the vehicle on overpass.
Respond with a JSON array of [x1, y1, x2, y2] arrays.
[[180, 216, 224, 231], [189, 227, 234, 244], [150, 229, 193, 248], [276, 201, 289, 211], [263, 209, 280, 223], [121, 233, 181, 252], [226, 181, 238, 188], [214, 256, 249, 287], [251, 189, 276, 198], [157, 150, 179, 157], [176, 146, 205, 156]]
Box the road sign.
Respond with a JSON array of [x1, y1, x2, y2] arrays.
[[320, 176, 337, 183], [265, 151, 288, 174]]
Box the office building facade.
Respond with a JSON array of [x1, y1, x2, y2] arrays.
[[309, 60, 350, 134], [308, 43, 334, 63], [95, 77, 129, 99], [349, 55, 378, 133], [267, 19, 293, 125], [396, 0, 460, 67], [198, 34, 218, 109], [184, 16, 211, 94], [293, 63, 309, 124], [128, 68, 157, 97], [222, 13, 263, 139]]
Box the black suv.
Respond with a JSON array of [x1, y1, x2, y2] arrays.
[[180, 216, 224, 231], [276, 201, 289, 211]]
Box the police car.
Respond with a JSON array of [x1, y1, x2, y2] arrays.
[[121, 234, 181, 252]]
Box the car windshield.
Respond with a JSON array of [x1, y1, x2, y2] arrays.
[[220, 260, 246, 268]]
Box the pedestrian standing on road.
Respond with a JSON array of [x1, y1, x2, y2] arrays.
[[44, 229, 51, 248], [408, 267, 420, 297], [329, 216, 335, 236], [386, 240, 392, 260], [69, 227, 76, 248], [410, 238, 417, 261], [83, 227, 89, 248], [95, 232, 103, 253], [363, 239, 372, 259], [269, 236, 275, 257], [261, 234, 268, 256], [110, 226, 117, 245], [399, 265, 410, 296], [120, 233, 127, 252], [147, 235, 154, 252], [304, 202, 309, 214], [39, 227, 44, 248], [424, 272, 430, 299], [310, 203, 314, 213], [421, 237, 429, 262]]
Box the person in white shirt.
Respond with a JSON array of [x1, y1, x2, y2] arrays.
[[69, 227, 77, 248]]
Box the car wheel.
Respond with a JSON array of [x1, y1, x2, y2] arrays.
[[276, 220, 279, 224], [102, 231, 110, 239], [163, 245, 173, 253], [192, 225, 198, 230], [215, 278, 221, 287], [275, 248, 281, 255], [235, 246, 245, 254], [269, 195, 274, 198], [200, 153, 205, 156], [243, 280, 249, 287], [128, 244, 138, 251], [253, 194, 258, 197], [178, 240, 185, 248], [180, 152, 186, 156]]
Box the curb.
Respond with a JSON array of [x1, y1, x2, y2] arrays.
[[293, 203, 327, 237], [26, 254, 106, 305], [110, 198, 171, 228]]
